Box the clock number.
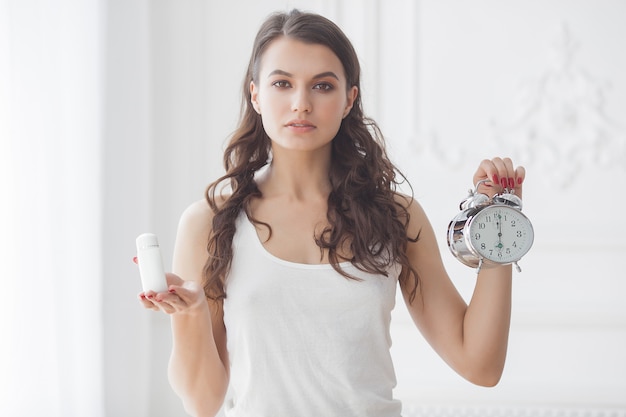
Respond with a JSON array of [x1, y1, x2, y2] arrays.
[[510, 220, 516, 227], [478, 223, 486, 230], [516, 231, 522, 238], [474, 233, 481, 241]]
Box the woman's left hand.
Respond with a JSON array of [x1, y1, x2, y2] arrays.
[[473, 157, 525, 199]]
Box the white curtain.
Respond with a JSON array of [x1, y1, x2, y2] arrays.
[[0, 1, 105, 416]]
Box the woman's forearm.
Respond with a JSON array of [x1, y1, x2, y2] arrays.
[[461, 264, 513, 386], [168, 307, 229, 417]]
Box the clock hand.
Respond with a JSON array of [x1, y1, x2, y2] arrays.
[[495, 213, 503, 251]]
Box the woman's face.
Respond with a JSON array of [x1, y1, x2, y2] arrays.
[[250, 37, 357, 154]]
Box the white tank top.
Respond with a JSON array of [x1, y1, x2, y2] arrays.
[[223, 212, 402, 417]]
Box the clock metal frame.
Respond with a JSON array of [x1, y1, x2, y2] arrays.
[[446, 181, 534, 273]]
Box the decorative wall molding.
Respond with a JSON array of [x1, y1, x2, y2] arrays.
[[491, 23, 626, 189], [407, 130, 466, 169], [401, 404, 626, 417]]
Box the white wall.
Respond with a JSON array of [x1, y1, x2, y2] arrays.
[[386, 0, 626, 409], [102, 1, 152, 416], [101, 0, 626, 415]]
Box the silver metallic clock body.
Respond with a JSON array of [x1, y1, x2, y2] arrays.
[[447, 184, 534, 273]]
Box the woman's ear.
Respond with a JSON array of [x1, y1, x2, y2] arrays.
[[250, 81, 261, 114], [343, 85, 358, 118]]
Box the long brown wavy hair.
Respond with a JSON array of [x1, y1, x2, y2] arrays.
[[203, 9, 419, 303]]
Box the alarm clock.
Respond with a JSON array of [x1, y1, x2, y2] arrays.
[[447, 180, 534, 273]]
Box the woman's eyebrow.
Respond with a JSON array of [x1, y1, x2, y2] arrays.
[[267, 69, 340, 80]]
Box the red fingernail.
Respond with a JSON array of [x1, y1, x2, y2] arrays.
[[517, 177, 523, 185], [501, 178, 507, 188], [168, 288, 176, 294], [508, 178, 514, 188], [492, 174, 499, 184], [132, 256, 138, 264]]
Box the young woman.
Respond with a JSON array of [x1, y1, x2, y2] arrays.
[[139, 9, 526, 417]]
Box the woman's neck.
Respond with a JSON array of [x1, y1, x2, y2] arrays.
[[258, 148, 332, 201]]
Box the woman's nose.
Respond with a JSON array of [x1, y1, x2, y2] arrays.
[[291, 89, 311, 113]]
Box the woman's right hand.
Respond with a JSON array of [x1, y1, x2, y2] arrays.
[[138, 272, 207, 315]]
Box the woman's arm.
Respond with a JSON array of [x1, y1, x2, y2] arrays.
[[400, 157, 524, 386], [139, 199, 229, 416]]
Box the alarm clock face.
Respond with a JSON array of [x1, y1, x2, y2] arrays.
[[468, 205, 534, 264]]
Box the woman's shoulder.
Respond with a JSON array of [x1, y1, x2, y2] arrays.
[[178, 194, 232, 235], [393, 192, 429, 237]]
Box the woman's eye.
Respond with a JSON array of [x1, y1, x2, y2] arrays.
[[272, 80, 290, 88], [313, 82, 334, 91]]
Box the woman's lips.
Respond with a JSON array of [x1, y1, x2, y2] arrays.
[[285, 119, 316, 132]]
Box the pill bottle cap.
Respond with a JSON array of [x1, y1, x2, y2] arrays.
[[136, 233, 159, 250]]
